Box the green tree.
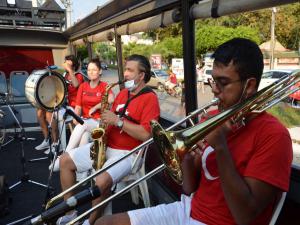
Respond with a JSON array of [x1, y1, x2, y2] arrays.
[[194, 3, 300, 50], [155, 37, 183, 63], [123, 42, 153, 59], [94, 42, 116, 63], [76, 45, 88, 62], [195, 25, 261, 56]]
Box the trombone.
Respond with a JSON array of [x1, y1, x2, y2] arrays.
[[32, 70, 300, 225], [39, 97, 219, 213], [67, 70, 300, 224]]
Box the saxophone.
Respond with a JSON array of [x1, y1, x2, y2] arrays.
[[90, 81, 123, 170]]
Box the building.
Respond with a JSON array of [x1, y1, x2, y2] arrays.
[[260, 40, 300, 70]]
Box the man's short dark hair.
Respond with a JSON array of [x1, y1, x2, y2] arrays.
[[126, 54, 151, 83], [212, 38, 264, 88], [65, 55, 80, 71]]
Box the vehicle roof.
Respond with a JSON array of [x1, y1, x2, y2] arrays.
[[263, 69, 296, 73]]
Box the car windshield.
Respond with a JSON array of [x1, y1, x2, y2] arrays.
[[153, 70, 169, 77], [206, 69, 212, 75], [262, 72, 272, 78], [262, 71, 292, 79]]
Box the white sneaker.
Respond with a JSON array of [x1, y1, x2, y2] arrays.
[[44, 142, 59, 155], [35, 139, 49, 150], [56, 210, 78, 225], [82, 219, 90, 225], [49, 157, 60, 172]]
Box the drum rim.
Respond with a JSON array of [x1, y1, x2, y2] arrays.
[[27, 70, 67, 111]]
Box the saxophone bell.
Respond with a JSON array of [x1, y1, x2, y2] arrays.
[[91, 127, 105, 139]]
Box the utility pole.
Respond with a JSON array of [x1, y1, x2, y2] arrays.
[[60, 0, 72, 28], [270, 7, 276, 70]]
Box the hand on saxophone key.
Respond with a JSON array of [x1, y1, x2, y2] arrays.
[[88, 106, 98, 117], [101, 109, 119, 126]]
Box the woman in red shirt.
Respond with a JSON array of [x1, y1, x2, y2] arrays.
[[65, 58, 114, 153], [35, 55, 84, 154], [63, 55, 85, 108]]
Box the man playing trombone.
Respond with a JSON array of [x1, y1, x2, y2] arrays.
[[95, 38, 293, 225], [56, 54, 160, 225]]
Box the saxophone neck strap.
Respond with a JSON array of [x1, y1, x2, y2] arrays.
[[119, 87, 154, 118]]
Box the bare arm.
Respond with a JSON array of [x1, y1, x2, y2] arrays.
[[73, 105, 82, 125], [89, 93, 115, 117], [205, 123, 280, 225], [63, 62, 79, 88], [89, 103, 102, 117], [108, 93, 115, 104], [101, 109, 151, 141]]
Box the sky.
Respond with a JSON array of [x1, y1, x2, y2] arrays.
[[71, 0, 110, 24]]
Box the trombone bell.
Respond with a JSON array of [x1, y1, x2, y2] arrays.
[[151, 120, 185, 184]]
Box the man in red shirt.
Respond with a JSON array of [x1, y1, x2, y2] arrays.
[[95, 38, 292, 225], [56, 54, 160, 225]]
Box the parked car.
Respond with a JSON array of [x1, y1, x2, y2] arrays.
[[147, 69, 169, 90], [198, 66, 213, 83], [258, 69, 295, 90], [101, 62, 108, 70], [288, 70, 300, 107]]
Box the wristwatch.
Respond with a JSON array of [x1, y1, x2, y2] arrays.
[[116, 118, 124, 129]]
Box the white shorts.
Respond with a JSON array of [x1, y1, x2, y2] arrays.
[[128, 195, 206, 225], [68, 144, 136, 185]]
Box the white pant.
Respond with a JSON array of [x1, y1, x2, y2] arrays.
[[68, 144, 136, 185], [65, 118, 98, 152], [128, 195, 205, 225]]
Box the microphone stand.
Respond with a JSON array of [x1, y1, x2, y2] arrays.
[[8, 105, 63, 225], [0, 93, 49, 225], [5, 94, 47, 190], [42, 109, 67, 209], [28, 104, 61, 162], [5, 94, 48, 225]]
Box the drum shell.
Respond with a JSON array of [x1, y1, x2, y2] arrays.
[[25, 69, 67, 111]]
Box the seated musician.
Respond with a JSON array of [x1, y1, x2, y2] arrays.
[[56, 54, 160, 225], [95, 38, 293, 225], [35, 54, 84, 154], [65, 58, 114, 151], [51, 58, 114, 170]]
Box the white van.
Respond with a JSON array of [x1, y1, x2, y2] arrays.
[[258, 69, 294, 90], [198, 66, 213, 83]]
